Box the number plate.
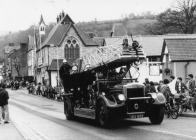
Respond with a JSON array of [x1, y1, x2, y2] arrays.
[[129, 114, 144, 119]]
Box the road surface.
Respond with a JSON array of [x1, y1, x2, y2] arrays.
[[8, 89, 196, 140]]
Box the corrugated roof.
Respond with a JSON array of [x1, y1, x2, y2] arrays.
[[163, 38, 196, 61]]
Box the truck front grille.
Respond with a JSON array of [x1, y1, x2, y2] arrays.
[[127, 88, 144, 98]]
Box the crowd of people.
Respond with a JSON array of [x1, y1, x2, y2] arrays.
[[144, 74, 196, 112], [4, 79, 65, 101], [27, 82, 64, 101]]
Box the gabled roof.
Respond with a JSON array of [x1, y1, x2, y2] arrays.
[[41, 14, 98, 48], [42, 23, 71, 47], [74, 26, 98, 46], [161, 38, 196, 61]]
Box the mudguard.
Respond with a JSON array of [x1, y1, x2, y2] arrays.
[[148, 92, 166, 105], [97, 94, 125, 108]]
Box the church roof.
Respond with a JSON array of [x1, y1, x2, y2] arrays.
[[41, 14, 98, 48]]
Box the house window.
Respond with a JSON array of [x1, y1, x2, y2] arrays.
[[64, 37, 80, 61]]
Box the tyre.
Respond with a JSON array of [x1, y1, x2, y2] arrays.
[[97, 100, 111, 127], [64, 99, 74, 120], [149, 105, 164, 124]]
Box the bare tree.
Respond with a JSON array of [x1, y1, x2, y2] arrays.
[[147, 0, 196, 34], [175, 0, 196, 33]]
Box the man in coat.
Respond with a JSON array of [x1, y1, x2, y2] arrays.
[[0, 83, 9, 123], [175, 77, 187, 94], [186, 74, 195, 96], [59, 59, 72, 92]]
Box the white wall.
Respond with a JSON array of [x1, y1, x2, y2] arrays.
[[137, 62, 162, 83], [51, 71, 57, 87], [174, 62, 196, 82]]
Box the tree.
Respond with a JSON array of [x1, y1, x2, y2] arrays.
[[147, 0, 196, 34]]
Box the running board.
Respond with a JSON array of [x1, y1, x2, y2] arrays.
[[74, 108, 96, 119]]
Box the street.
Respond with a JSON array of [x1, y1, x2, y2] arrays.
[[7, 89, 196, 140]]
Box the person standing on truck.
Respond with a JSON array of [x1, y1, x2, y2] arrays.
[[59, 59, 72, 92]]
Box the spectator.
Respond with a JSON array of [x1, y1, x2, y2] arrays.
[[186, 74, 195, 96], [175, 77, 186, 94], [157, 80, 163, 92], [144, 78, 150, 94], [161, 79, 173, 104], [149, 81, 156, 93], [0, 83, 9, 123], [168, 75, 177, 95]]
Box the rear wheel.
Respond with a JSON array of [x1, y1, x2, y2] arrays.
[[97, 100, 111, 127], [64, 99, 74, 120], [149, 105, 164, 124]]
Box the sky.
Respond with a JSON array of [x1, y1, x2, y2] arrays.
[[0, 0, 175, 33]]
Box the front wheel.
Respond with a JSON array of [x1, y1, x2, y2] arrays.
[[149, 105, 164, 124]]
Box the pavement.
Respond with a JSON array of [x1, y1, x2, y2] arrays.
[[0, 121, 24, 140]]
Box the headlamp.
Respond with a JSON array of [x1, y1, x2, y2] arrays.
[[118, 94, 125, 101]]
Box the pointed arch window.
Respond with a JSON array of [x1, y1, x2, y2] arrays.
[[64, 37, 80, 61]]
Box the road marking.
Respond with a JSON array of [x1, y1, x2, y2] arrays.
[[134, 127, 196, 140]]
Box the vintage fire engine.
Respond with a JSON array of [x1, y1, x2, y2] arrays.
[[60, 37, 166, 127]]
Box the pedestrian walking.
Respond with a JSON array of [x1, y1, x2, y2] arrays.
[[0, 83, 9, 123]]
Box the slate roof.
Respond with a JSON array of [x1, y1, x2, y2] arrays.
[[162, 38, 196, 61], [92, 37, 105, 46], [42, 23, 71, 47], [48, 59, 63, 71], [104, 34, 196, 56]]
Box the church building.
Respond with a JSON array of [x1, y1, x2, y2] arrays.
[[36, 12, 99, 87]]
